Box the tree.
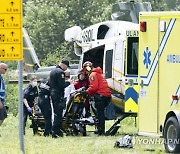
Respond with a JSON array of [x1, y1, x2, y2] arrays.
[[23, 0, 117, 65], [23, 0, 70, 61]]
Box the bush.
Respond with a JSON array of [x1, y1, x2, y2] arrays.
[[5, 84, 18, 116]]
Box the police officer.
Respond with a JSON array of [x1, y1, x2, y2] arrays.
[[38, 78, 52, 137], [23, 75, 38, 134], [82, 61, 111, 135], [0, 63, 8, 127], [49, 60, 70, 138]]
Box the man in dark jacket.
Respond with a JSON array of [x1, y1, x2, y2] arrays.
[[49, 60, 70, 138]]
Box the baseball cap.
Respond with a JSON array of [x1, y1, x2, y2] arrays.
[[61, 60, 70, 67]]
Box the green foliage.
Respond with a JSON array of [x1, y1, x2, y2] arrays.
[[143, 0, 180, 11], [41, 42, 72, 66], [151, 0, 168, 11], [5, 84, 18, 117], [3, 72, 20, 117], [24, 0, 69, 60], [23, 0, 117, 64]]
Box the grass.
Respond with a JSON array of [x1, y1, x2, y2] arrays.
[[0, 115, 165, 154]]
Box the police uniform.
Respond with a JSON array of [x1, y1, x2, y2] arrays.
[[23, 84, 38, 132], [38, 78, 52, 136], [0, 75, 7, 121], [49, 65, 68, 137], [86, 67, 111, 135]]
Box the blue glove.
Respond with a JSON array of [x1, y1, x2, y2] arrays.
[[27, 107, 32, 113]]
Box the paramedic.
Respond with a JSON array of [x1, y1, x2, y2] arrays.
[[82, 61, 111, 135], [23, 75, 38, 134], [38, 78, 52, 137], [49, 60, 70, 138]]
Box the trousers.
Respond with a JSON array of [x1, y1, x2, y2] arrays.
[[38, 95, 52, 136], [51, 90, 65, 136], [94, 94, 111, 135]]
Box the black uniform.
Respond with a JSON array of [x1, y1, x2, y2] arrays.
[[23, 85, 38, 133], [38, 79, 52, 136], [49, 66, 67, 137]]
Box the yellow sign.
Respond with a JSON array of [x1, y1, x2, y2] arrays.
[[0, 0, 21, 13], [0, 29, 21, 43], [0, 44, 22, 59], [0, 14, 21, 28], [0, 0, 22, 60]]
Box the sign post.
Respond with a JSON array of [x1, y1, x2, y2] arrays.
[[0, 0, 24, 153]]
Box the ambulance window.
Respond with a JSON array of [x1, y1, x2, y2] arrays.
[[105, 50, 113, 78], [127, 37, 138, 75]]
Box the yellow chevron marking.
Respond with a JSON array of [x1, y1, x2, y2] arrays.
[[125, 97, 138, 113]]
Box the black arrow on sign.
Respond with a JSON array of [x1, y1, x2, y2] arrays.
[[11, 46, 15, 51], [11, 16, 14, 21], [11, 31, 14, 36], [11, 1, 14, 6]]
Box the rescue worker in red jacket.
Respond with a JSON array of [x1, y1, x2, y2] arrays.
[[74, 69, 90, 116], [82, 61, 111, 135]]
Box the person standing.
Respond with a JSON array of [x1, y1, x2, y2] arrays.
[[38, 78, 52, 137], [23, 75, 38, 134], [0, 63, 8, 127], [82, 61, 111, 135], [49, 60, 70, 138]]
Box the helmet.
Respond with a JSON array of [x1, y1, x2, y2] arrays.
[[83, 61, 93, 67], [82, 61, 93, 72]]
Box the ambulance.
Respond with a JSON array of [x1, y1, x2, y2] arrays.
[[138, 12, 180, 153]]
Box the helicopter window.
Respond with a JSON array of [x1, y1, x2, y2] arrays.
[[127, 37, 138, 75], [97, 25, 109, 39], [83, 45, 104, 69], [105, 50, 113, 78]]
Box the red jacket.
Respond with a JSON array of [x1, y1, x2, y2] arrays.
[[86, 67, 111, 97], [74, 79, 89, 90]]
